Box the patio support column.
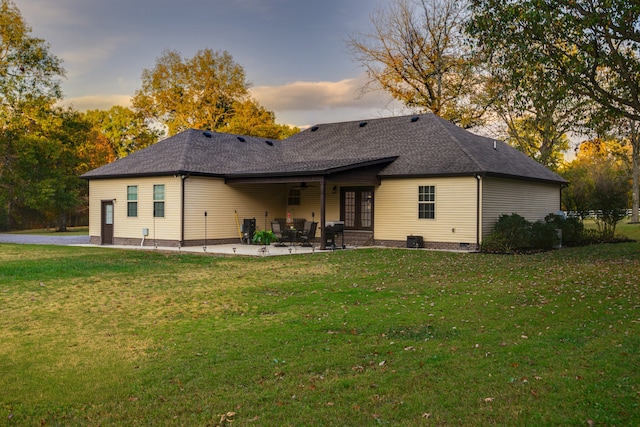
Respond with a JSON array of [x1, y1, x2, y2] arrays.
[[320, 177, 326, 250]]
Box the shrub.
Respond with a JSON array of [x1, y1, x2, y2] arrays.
[[545, 213, 584, 246], [530, 220, 560, 250], [482, 214, 531, 253], [483, 212, 633, 254], [480, 231, 514, 253], [252, 229, 277, 245]]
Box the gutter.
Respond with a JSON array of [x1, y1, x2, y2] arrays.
[[180, 174, 189, 246]]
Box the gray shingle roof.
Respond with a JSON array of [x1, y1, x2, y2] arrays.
[[82, 113, 566, 184], [81, 129, 286, 178], [280, 114, 566, 183]]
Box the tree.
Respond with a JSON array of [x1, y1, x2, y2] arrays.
[[224, 99, 299, 139], [502, 114, 571, 170], [628, 120, 640, 223], [84, 106, 162, 159], [561, 139, 630, 239], [0, 0, 64, 111], [468, 0, 640, 121], [478, 60, 591, 170], [132, 49, 295, 138], [578, 112, 639, 223], [0, 0, 66, 230], [132, 49, 247, 135], [345, 0, 489, 128], [467, 1, 598, 170], [1, 106, 93, 231]]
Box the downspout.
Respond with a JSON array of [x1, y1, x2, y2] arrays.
[[181, 174, 189, 247], [476, 174, 482, 250]]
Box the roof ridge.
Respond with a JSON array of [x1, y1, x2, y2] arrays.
[[430, 116, 485, 172], [177, 129, 199, 171]]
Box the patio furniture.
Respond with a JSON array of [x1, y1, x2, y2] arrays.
[[283, 227, 298, 246], [241, 218, 256, 244], [271, 221, 286, 246], [293, 218, 306, 232], [299, 221, 317, 247], [275, 217, 287, 231], [325, 221, 345, 249]]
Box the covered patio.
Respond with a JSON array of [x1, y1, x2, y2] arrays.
[[225, 157, 396, 250]]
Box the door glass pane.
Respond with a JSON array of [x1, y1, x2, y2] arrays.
[[105, 204, 113, 225], [360, 190, 372, 228], [344, 191, 356, 227]]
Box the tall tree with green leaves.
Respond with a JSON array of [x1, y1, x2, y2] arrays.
[[345, 0, 489, 128], [0, 0, 64, 111], [22, 108, 94, 231], [132, 49, 296, 138], [225, 99, 299, 140], [468, 0, 640, 212], [84, 106, 162, 159], [0, 0, 66, 230], [477, 62, 591, 169], [561, 138, 631, 238], [132, 49, 247, 136]]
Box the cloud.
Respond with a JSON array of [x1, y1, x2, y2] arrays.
[[251, 75, 400, 112], [58, 94, 132, 111], [60, 38, 130, 77], [250, 75, 409, 127]]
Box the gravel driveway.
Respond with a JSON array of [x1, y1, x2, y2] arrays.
[[0, 234, 90, 245]]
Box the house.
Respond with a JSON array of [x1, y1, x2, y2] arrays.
[[81, 113, 567, 251]]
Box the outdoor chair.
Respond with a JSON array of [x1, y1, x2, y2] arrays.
[[271, 221, 286, 246], [275, 217, 287, 231], [299, 221, 317, 247], [293, 218, 306, 233]]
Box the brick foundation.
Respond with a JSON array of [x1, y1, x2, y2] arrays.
[[90, 234, 478, 252], [375, 239, 479, 252]]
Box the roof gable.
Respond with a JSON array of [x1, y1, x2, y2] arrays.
[[82, 114, 566, 184], [81, 129, 284, 178], [280, 114, 565, 183]]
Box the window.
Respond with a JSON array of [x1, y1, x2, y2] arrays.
[[288, 188, 300, 206], [341, 187, 373, 230], [127, 186, 138, 217], [153, 184, 165, 218], [418, 185, 435, 219], [105, 203, 113, 225]]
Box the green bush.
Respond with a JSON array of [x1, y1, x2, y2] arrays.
[[483, 212, 634, 254], [482, 214, 531, 253], [530, 220, 560, 250], [480, 231, 513, 253], [545, 213, 583, 246], [252, 229, 278, 245], [483, 213, 562, 253]]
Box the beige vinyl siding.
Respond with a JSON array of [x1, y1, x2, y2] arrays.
[[184, 177, 287, 241], [375, 177, 478, 243], [88, 177, 182, 242], [286, 183, 341, 224], [481, 177, 561, 239], [283, 184, 338, 237]]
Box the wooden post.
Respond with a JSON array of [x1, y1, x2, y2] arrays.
[[320, 178, 326, 250]]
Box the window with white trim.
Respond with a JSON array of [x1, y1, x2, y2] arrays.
[[418, 185, 435, 219], [153, 184, 165, 218], [127, 185, 138, 217]]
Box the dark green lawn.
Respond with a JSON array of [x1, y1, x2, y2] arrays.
[[1, 227, 639, 426]]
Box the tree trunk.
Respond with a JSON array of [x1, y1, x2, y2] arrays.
[[56, 213, 67, 232], [630, 121, 639, 223]]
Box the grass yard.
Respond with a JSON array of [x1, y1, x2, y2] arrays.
[[1, 229, 639, 426]]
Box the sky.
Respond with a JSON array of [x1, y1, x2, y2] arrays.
[[17, 0, 409, 128]]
